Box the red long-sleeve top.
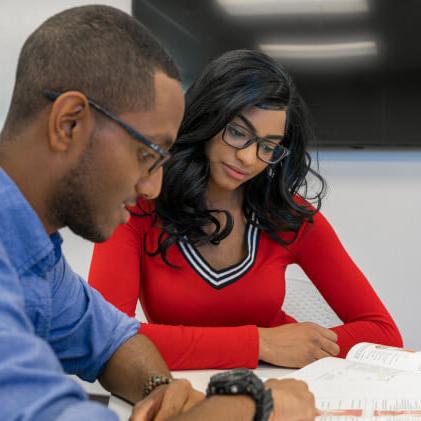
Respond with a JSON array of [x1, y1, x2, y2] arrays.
[[89, 201, 402, 370]]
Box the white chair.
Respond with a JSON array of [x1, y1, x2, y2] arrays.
[[282, 278, 342, 328]]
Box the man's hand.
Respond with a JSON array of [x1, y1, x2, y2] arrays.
[[130, 379, 205, 421], [258, 322, 340, 368], [266, 379, 317, 421]]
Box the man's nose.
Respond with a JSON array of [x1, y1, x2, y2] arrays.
[[135, 166, 163, 200]]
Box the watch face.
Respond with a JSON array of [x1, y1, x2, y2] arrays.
[[207, 369, 272, 421], [211, 368, 251, 383]]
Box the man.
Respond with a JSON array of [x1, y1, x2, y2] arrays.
[[0, 5, 316, 420]]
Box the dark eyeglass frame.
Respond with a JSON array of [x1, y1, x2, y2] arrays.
[[44, 90, 171, 174], [222, 122, 290, 164]]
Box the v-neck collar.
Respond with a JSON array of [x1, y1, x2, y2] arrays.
[[178, 220, 260, 289]]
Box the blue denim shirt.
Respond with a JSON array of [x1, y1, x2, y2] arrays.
[[0, 168, 140, 420]]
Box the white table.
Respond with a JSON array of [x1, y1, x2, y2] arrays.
[[109, 366, 294, 420]]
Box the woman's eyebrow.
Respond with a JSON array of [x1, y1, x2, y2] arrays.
[[266, 134, 284, 140], [237, 114, 284, 140], [238, 114, 256, 133]]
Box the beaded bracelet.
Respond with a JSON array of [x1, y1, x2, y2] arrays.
[[144, 375, 172, 397]]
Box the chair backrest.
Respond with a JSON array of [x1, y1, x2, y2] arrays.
[[282, 278, 342, 328]]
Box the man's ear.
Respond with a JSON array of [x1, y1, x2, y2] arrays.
[[47, 91, 93, 153]]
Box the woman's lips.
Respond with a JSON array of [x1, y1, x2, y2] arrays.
[[222, 163, 249, 180]]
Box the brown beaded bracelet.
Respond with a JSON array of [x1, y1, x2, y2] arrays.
[[144, 375, 172, 397]]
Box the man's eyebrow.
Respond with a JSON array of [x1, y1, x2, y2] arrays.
[[148, 135, 174, 150], [237, 114, 284, 140]]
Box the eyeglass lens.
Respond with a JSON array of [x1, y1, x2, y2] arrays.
[[223, 123, 287, 164]]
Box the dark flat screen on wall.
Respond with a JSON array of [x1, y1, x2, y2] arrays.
[[133, 0, 421, 147]]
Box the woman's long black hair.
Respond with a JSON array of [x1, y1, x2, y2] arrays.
[[150, 49, 326, 266]]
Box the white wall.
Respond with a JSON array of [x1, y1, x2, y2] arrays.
[[290, 150, 421, 349], [2, 1, 421, 351], [0, 0, 131, 124]]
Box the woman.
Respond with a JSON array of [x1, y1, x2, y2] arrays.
[[89, 50, 402, 370]]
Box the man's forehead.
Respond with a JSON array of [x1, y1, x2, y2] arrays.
[[153, 71, 184, 102], [120, 109, 179, 149], [123, 72, 184, 149]]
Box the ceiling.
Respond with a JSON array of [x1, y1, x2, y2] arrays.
[[132, 0, 421, 147], [132, 0, 421, 82]]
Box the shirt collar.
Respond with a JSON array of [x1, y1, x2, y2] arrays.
[[0, 167, 62, 275]]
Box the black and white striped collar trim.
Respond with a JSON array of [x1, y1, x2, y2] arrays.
[[178, 221, 259, 289]]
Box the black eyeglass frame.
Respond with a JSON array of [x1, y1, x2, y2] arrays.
[[222, 122, 290, 165], [44, 90, 171, 174]]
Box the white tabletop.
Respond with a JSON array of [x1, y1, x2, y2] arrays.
[[109, 366, 295, 420]]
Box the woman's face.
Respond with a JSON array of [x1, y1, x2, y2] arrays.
[[206, 106, 287, 193]]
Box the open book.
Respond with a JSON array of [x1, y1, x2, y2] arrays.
[[282, 343, 421, 420]]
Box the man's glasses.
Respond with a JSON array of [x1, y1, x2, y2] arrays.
[[44, 90, 171, 175], [222, 122, 290, 164]]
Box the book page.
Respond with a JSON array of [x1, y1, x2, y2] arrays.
[[346, 343, 421, 373], [278, 357, 421, 419], [317, 397, 421, 421]]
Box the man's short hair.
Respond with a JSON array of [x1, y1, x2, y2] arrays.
[[2, 5, 180, 136]]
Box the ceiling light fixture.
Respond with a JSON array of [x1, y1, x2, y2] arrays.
[[259, 40, 377, 59], [216, 0, 368, 15]]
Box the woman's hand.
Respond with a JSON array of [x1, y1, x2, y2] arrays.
[[130, 379, 205, 421], [258, 322, 340, 368], [266, 378, 317, 421]]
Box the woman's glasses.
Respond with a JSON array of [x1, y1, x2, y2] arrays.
[[222, 122, 289, 164]]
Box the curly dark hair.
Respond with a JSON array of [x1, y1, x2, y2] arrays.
[[149, 49, 326, 266]]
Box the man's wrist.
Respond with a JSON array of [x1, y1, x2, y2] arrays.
[[207, 395, 256, 420]]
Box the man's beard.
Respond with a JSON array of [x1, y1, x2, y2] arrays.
[[47, 145, 107, 243]]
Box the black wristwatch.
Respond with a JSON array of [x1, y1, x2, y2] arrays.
[[206, 368, 274, 421]]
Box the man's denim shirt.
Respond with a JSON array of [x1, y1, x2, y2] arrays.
[[0, 168, 140, 420]]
